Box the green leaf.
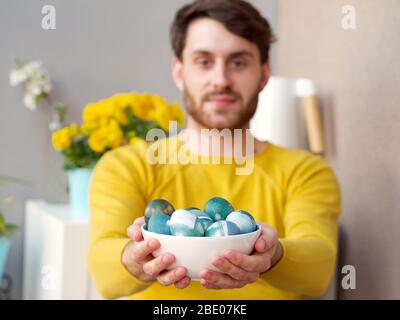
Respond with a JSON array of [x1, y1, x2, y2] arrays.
[[5, 223, 19, 236], [0, 213, 6, 235]]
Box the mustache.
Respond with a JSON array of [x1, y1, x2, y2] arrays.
[[202, 89, 241, 102]]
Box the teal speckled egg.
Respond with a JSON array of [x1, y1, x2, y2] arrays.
[[169, 209, 204, 237], [144, 199, 175, 224], [188, 209, 214, 231], [185, 207, 201, 211], [205, 221, 241, 237], [204, 197, 234, 221], [148, 213, 171, 235], [226, 210, 256, 234]]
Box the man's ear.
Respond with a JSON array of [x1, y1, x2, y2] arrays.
[[171, 56, 184, 92], [259, 61, 270, 91]]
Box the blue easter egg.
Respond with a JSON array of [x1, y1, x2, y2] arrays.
[[205, 221, 241, 237], [169, 209, 204, 237], [204, 197, 234, 221], [226, 210, 256, 234], [185, 207, 201, 211], [148, 213, 171, 235], [144, 199, 174, 224]]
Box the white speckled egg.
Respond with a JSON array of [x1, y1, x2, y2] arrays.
[[188, 209, 213, 230], [169, 209, 204, 237], [205, 220, 241, 237], [226, 210, 256, 234]]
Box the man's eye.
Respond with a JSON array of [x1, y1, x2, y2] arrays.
[[231, 60, 246, 68], [197, 59, 211, 67]]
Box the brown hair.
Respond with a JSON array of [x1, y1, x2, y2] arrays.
[[170, 0, 276, 64]]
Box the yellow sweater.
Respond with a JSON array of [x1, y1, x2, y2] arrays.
[[87, 136, 341, 300]]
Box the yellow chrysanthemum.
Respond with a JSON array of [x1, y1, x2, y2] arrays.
[[88, 119, 124, 153], [52, 127, 72, 151], [129, 136, 143, 145], [69, 123, 80, 137], [106, 119, 124, 149], [150, 102, 171, 131], [111, 93, 134, 109], [88, 129, 106, 153], [82, 102, 102, 131], [170, 101, 185, 127], [130, 93, 155, 121]]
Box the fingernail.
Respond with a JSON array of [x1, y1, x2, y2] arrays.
[[149, 239, 158, 248], [213, 258, 222, 267], [175, 268, 185, 277], [162, 255, 170, 264], [259, 238, 266, 251], [127, 226, 134, 238]]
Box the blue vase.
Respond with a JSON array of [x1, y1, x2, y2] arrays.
[[0, 237, 10, 282], [68, 168, 93, 219]]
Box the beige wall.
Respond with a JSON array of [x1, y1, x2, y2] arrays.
[[276, 0, 400, 299]]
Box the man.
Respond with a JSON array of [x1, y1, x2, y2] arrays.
[[88, 0, 340, 300]]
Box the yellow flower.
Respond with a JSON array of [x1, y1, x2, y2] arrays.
[[88, 129, 106, 153], [106, 119, 124, 149], [150, 102, 171, 131], [170, 101, 185, 127], [88, 119, 123, 153], [111, 93, 134, 109], [52, 127, 72, 151], [129, 136, 143, 145], [69, 123, 80, 137], [130, 93, 154, 121], [82, 102, 102, 131]]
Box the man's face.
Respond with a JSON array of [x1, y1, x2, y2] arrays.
[[172, 18, 270, 130]]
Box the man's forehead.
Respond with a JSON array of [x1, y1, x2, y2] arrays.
[[183, 18, 258, 58]]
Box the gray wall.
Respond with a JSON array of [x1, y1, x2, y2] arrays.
[[0, 0, 278, 299], [276, 0, 400, 299]]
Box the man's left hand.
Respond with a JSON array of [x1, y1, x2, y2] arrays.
[[200, 223, 283, 289]]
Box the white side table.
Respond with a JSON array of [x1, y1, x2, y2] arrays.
[[23, 200, 102, 300]]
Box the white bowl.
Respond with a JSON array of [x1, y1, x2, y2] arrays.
[[141, 224, 262, 280]]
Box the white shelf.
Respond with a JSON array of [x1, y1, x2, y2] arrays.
[[22, 200, 102, 300]]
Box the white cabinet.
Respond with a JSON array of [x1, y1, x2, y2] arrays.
[[22, 200, 102, 300]]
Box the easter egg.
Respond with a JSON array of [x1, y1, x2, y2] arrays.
[[204, 197, 234, 221], [205, 221, 241, 237], [226, 210, 257, 234], [169, 209, 204, 237], [148, 213, 171, 235], [188, 209, 214, 231], [185, 207, 200, 211], [144, 199, 174, 224]]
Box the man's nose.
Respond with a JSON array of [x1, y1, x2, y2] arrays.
[[211, 62, 232, 90]]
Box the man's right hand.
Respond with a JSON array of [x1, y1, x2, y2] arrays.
[[122, 217, 191, 289]]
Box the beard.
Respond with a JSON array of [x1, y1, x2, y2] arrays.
[[182, 83, 260, 131]]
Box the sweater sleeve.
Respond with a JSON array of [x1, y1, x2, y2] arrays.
[[87, 146, 152, 299], [260, 154, 341, 297]]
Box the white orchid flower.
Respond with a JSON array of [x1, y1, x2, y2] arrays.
[[9, 68, 28, 86], [23, 61, 43, 77], [23, 93, 37, 111]]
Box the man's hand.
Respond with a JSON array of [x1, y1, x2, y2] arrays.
[[122, 217, 191, 289], [200, 223, 283, 289]]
